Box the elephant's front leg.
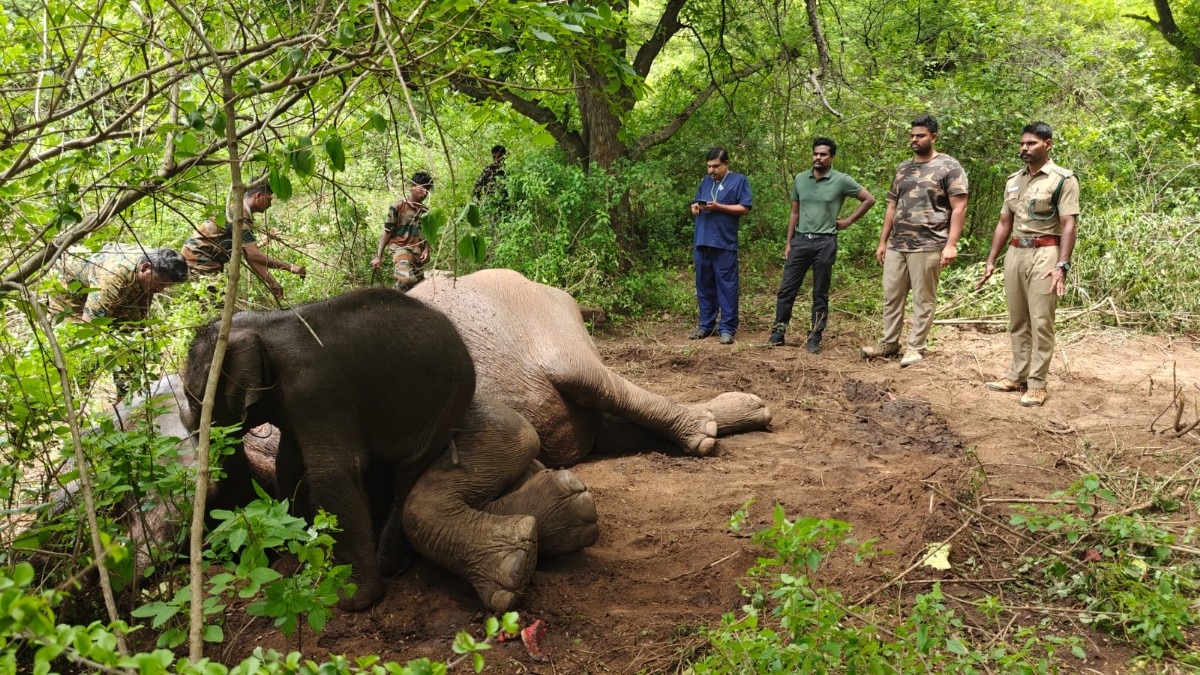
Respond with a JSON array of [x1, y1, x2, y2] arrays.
[[297, 439, 384, 612], [402, 398, 540, 612], [593, 392, 774, 455], [547, 358, 718, 458]]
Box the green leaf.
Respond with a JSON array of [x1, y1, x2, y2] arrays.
[[945, 638, 968, 655], [463, 203, 481, 228], [561, 23, 584, 33], [186, 110, 205, 130], [531, 130, 556, 148], [210, 109, 226, 135], [323, 135, 346, 172], [269, 168, 293, 201], [337, 22, 356, 45], [530, 28, 556, 42], [369, 112, 388, 133], [458, 232, 487, 263], [422, 208, 448, 248], [203, 623, 224, 643], [289, 138, 316, 176]]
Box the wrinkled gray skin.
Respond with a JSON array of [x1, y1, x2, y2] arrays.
[[410, 269, 773, 466], [184, 287, 476, 611]]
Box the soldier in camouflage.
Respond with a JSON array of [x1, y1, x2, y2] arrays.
[[861, 114, 969, 367], [181, 184, 307, 300], [976, 122, 1080, 407], [54, 245, 188, 323], [371, 171, 434, 291]]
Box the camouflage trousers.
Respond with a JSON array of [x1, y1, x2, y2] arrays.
[[388, 242, 425, 291]]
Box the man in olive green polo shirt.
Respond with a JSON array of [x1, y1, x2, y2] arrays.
[[976, 121, 1080, 407], [767, 137, 875, 352]]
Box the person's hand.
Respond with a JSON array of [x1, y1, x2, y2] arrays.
[[1042, 266, 1067, 297], [875, 243, 887, 265], [836, 218, 851, 230], [783, 244, 791, 260], [370, 255, 382, 269], [975, 261, 995, 291], [291, 264, 307, 278], [418, 247, 430, 264], [940, 243, 957, 268], [690, 202, 701, 216]]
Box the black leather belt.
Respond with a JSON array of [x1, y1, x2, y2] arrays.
[[796, 233, 836, 239]]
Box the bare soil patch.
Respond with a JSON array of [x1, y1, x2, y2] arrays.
[[216, 318, 1200, 673]]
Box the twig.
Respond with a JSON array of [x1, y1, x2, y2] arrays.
[[663, 550, 739, 581], [852, 516, 974, 608]]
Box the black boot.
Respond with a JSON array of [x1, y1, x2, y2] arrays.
[[805, 331, 822, 354]]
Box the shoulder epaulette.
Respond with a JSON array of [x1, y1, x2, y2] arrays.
[[1048, 164, 1074, 179], [1006, 169, 1023, 180]]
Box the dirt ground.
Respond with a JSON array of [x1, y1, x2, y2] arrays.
[[216, 316, 1200, 673]]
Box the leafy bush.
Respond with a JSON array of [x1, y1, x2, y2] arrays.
[[692, 505, 1085, 673]]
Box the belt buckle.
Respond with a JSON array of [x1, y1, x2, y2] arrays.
[[1018, 237, 1035, 248]]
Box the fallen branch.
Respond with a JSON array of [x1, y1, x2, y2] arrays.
[[663, 550, 740, 582]]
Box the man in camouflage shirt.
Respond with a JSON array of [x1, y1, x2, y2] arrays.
[[975, 122, 1080, 407], [371, 171, 433, 291], [861, 114, 969, 367], [181, 184, 306, 300], [54, 245, 189, 323]]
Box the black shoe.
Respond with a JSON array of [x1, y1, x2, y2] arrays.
[[689, 328, 715, 340], [767, 330, 785, 347], [805, 335, 821, 353]]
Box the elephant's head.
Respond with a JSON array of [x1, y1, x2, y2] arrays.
[[183, 322, 275, 432]]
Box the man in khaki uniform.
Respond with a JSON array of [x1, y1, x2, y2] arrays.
[[976, 122, 1080, 407]]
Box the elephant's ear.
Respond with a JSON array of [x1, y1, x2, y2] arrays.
[[223, 328, 273, 422]]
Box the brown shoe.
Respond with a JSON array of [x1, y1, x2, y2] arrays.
[[1020, 388, 1047, 407], [986, 377, 1026, 392], [860, 342, 900, 358]]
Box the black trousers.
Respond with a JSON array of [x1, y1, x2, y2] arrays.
[[773, 234, 837, 333]]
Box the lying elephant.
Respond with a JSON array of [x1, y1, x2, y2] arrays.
[[184, 287, 597, 612], [409, 269, 773, 465]]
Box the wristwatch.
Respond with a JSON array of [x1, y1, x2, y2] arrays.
[[1056, 261, 1072, 273]]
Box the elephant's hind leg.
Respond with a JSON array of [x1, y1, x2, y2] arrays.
[[485, 464, 598, 555], [403, 398, 541, 612]]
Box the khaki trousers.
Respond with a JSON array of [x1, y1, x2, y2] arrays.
[[1003, 245, 1059, 389], [882, 249, 942, 352]]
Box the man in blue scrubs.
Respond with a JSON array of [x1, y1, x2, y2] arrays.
[[689, 147, 752, 345]]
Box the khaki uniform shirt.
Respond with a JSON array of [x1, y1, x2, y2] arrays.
[[54, 245, 152, 322], [1000, 160, 1080, 237]]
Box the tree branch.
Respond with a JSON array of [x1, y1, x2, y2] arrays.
[[631, 0, 689, 78], [632, 51, 790, 156], [1125, 0, 1200, 66], [452, 76, 586, 162]]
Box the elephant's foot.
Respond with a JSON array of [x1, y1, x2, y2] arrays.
[[465, 514, 538, 613], [339, 570, 385, 612], [486, 469, 598, 555], [673, 407, 719, 456], [694, 392, 772, 436]]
